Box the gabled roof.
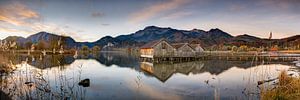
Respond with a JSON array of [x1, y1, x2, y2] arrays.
[[173, 43, 196, 51], [140, 39, 167, 49], [189, 44, 202, 50], [171, 43, 186, 49], [140, 39, 203, 51], [140, 39, 161, 49]]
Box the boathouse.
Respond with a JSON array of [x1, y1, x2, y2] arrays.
[[172, 43, 195, 57], [140, 39, 205, 59], [140, 39, 174, 58]]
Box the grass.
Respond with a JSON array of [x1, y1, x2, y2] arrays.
[[261, 71, 300, 100]]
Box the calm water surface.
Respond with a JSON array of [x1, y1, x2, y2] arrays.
[[0, 52, 299, 100]]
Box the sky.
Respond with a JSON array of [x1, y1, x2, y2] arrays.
[[0, 0, 299, 42]]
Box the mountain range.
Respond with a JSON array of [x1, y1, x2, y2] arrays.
[[1, 26, 300, 49]]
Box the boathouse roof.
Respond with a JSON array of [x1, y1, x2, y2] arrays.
[[171, 43, 187, 49], [189, 44, 202, 50], [140, 39, 204, 50], [140, 39, 167, 49]]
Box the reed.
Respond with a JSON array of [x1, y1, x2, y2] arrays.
[[0, 54, 87, 99], [261, 70, 300, 100]]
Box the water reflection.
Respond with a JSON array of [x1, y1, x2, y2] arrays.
[[1, 52, 140, 70], [140, 60, 295, 83], [141, 62, 204, 82], [0, 52, 299, 100]]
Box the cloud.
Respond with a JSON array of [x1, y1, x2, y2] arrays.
[[257, 0, 300, 13], [101, 23, 110, 26], [161, 11, 193, 20], [0, 26, 31, 34], [91, 12, 105, 18], [0, 2, 40, 26], [229, 4, 247, 12], [0, 1, 85, 41], [129, 0, 190, 23]]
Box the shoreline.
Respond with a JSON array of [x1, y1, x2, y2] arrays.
[[1, 50, 300, 57]]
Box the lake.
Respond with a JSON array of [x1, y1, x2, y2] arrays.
[[0, 52, 299, 100]]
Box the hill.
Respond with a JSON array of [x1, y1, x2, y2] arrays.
[[1, 26, 299, 50]]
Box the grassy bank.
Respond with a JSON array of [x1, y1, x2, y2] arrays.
[[261, 71, 300, 100]]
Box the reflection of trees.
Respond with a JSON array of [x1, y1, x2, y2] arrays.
[[2, 54, 75, 70], [1, 52, 140, 70], [27, 55, 75, 69]]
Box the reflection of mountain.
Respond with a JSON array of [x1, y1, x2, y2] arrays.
[[3, 53, 140, 70], [2, 53, 295, 74], [199, 60, 294, 75], [5, 54, 75, 69], [92, 53, 140, 69], [141, 62, 204, 82], [193, 60, 253, 75], [140, 60, 294, 82]]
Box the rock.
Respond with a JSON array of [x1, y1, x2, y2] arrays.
[[204, 80, 209, 84], [25, 82, 34, 87], [78, 79, 90, 87], [258, 78, 278, 85], [257, 81, 264, 85]]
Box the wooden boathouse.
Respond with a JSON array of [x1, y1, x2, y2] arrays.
[[140, 39, 205, 62]]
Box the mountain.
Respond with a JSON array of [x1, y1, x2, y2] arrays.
[[3, 36, 26, 43], [1, 26, 299, 50], [2, 32, 77, 49], [233, 34, 261, 42], [1, 26, 237, 49], [226, 34, 264, 47], [26, 32, 77, 48], [274, 35, 300, 47], [109, 26, 234, 47]]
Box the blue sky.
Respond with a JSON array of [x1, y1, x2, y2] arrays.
[[0, 0, 299, 42]]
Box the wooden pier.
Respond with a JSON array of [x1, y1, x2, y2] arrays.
[[140, 54, 300, 63]]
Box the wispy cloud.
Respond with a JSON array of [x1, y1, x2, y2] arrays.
[[0, 2, 40, 26], [91, 12, 105, 18], [229, 4, 247, 12], [0, 25, 30, 34], [129, 0, 190, 24], [257, 0, 300, 13], [101, 23, 110, 26], [161, 11, 193, 20]]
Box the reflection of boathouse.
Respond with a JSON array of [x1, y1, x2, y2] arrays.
[[140, 39, 204, 60], [140, 61, 204, 82]]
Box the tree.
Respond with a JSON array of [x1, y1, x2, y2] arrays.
[[92, 46, 101, 52], [50, 37, 58, 50], [37, 41, 47, 50], [81, 45, 89, 52], [231, 46, 238, 52], [25, 41, 33, 49], [239, 45, 248, 52]]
